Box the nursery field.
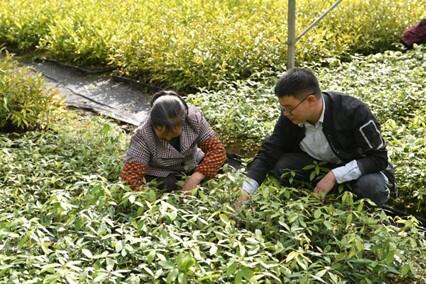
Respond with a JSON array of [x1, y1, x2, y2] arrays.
[[1, 0, 426, 282], [0, 106, 425, 283], [1, 46, 426, 282]]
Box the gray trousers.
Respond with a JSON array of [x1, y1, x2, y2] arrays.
[[271, 152, 391, 205]]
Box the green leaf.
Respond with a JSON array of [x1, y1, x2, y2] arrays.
[[309, 171, 316, 181], [177, 254, 194, 272], [167, 268, 179, 283], [323, 220, 332, 230], [315, 268, 328, 278], [314, 209, 321, 219], [328, 272, 339, 284], [128, 194, 136, 204], [209, 244, 218, 255], [400, 263, 415, 276], [115, 240, 123, 252], [240, 266, 253, 280], [226, 262, 238, 277], [82, 249, 93, 258], [346, 213, 353, 226], [178, 273, 188, 284], [219, 213, 230, 225]]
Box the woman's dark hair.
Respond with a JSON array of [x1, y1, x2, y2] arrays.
[[274, 68, 321, 100], [150, 90, 188, 131]]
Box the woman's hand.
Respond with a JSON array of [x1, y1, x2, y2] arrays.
[[181, 172, 205, 194]]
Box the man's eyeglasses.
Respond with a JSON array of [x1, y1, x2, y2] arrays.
[[279, 92, 315, 115]]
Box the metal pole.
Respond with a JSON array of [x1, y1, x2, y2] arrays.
[[295, 0, 343, 43], [287, 0, 296, 70], [287, 0, 343, 69]]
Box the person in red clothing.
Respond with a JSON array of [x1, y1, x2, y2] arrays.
[[120, 90, 227, 193], [400, 19, 426, 49]]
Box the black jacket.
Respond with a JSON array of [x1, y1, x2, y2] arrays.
[[247, 91, 391, 185]]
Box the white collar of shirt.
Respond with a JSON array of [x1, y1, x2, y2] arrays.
[[298, 95, 325, 129]]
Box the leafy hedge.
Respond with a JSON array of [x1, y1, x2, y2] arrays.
[[0, 114, 425, 282], [0, 51, 60, 132], [187, 46, 426, 217], [0, 0, 424, 90]]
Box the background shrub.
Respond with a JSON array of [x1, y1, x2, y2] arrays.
[[0, 51, 60, 132], [0, 0, 57, 50], [0, 0, 424, 90]]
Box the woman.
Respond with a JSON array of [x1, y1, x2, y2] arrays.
[[120, 90, 227, 193]]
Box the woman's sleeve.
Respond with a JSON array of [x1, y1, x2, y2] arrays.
[[196, 110, 215, 144], [195, 135, 227, 178], [120, 162, 147, 190], [193, 111, 226, 177], [120, 130, 151, 190]]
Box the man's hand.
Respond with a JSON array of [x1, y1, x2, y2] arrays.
[[181, 172, 205, 194], [234, 190, 251, 209], [313, 171, 337, 201]]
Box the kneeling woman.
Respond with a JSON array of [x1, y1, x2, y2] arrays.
[[120, 90, 227, 193]]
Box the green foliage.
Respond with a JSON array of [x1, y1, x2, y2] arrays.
[[0, 0, 57, 50], [188, 46, 426, 217], [38, 1, 120, 66], [0, 51, 60, 132], [188, 73, 279, 155], [0, 0, 424, 90], [0, 114, 425, 282]]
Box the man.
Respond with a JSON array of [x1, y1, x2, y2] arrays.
[[237, 68, 394, 206]]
